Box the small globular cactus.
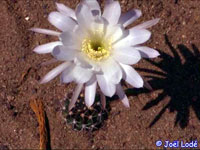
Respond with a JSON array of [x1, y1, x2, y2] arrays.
[[62, 94, 110, 131]]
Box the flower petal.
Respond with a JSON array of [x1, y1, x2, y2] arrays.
[[134, 18, 160, 29], [56, 2, 76, 19], [40, 62, 70, 84], [102, 1, 121, 25], [120, 63, 144, 88], [134, 46, 160, 58], [116, 84, 130, 107], [100, 91, 106, 110], [60, 31, 81, 49], [76, 53, 93, 69], [118, 9, 142, 27], [68, 84, 83, 111], [33, 41, 62, 54], [61, 64, 93, 84], [90, 17, 108, 34], [73, 66, 93, 83], [48, 11, 77, 31], [113, 47, 141, 65], [29, 28, 61, 36], [52, 45, 76, 61], [60, 64, 75, 83], [96, 74, 116, 97], [75, 2, 94, 30], [83, 0, 101, 16], [85, 78, 97, 107], [105, 25, 124, 43], [41, 58, 58, 66], [101, 58, 122, 84], [114, 29, 151, 48]]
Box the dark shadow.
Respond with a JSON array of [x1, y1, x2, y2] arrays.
[[45, 113, 52, 150], [137, 34, 200, 128], [125, 85, 151, 97]]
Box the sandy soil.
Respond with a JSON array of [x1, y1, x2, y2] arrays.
[[1, 0, 200, 149]]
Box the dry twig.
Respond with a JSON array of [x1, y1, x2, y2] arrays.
[[30, 98, 50, 150]]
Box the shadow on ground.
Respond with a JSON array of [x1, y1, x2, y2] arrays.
[[136, 34, 200, 128]]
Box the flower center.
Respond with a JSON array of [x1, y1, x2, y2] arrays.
[[81, 33, 112, 61]]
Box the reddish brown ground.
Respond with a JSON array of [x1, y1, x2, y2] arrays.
[[1, 0, 200, 149]]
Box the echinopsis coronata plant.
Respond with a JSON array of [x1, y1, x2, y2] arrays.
[[31, 0, 160, 127], [62, 93, 110, 131]]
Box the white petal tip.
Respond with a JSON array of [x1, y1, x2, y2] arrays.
[[156, 51, 160, 57], [33, 47, 45, 54], [136, 9, 142, 16], [68, 101, 75, 111], [107, 94, 114, 98], [33, 47, 40, 54], [135, 80, 144, 88], [29, 28, 39, 33], [138, 83, 144, 88], [152, 50, 160, 58], [122, 101, 130, 108], [68, 102, 76, 111], [28, 28, 38, 32], [39, 80, 46, 84], [121, 97, 130, 108], [85, 102, 94, 108], [152, 18, 160, 26], [28, 28, 34, 31], [68, 106, 73, 111], [150, 50, 160, 58], [87, 106, 93, 110], [124, 104, 130, 108], [155, 18, 160, 22], [55, 2, 62, 8], [39, 77, 49, 84], [133, 77, 144, 88]]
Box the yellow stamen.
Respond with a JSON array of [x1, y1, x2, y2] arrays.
[[81, 30, 112, 61]]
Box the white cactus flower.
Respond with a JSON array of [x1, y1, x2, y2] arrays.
[[31, 0, 160, 110]]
